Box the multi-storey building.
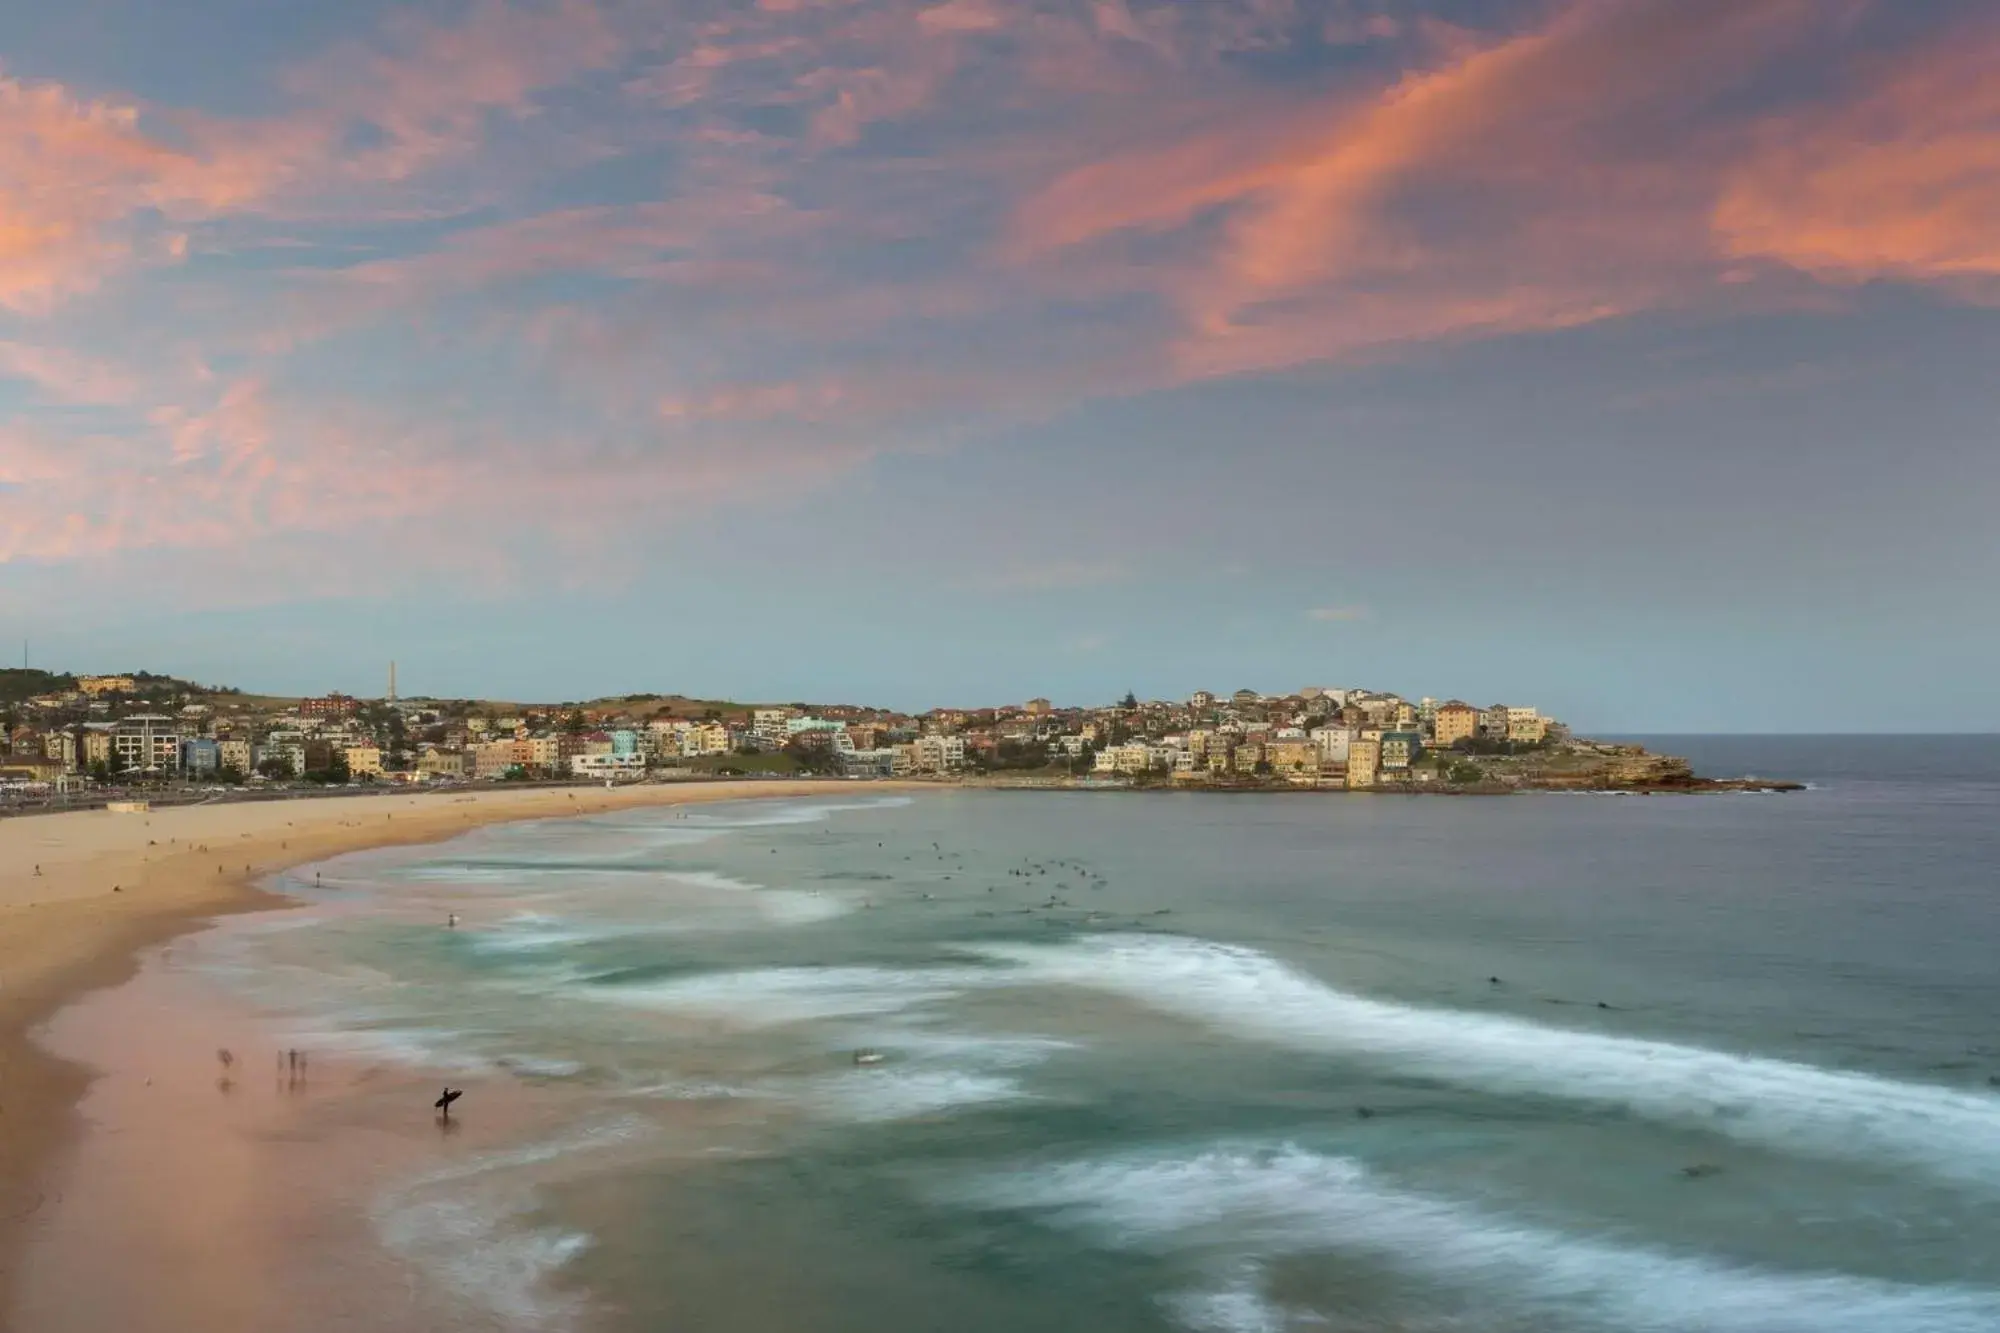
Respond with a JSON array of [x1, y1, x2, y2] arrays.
[[1265, 740, 1321, 780], [418, 748, 468, 779], [1506, 707, 1547, 744], [112, 714, 180, 772], [180, 737, 221, 776], [42, 730, 77, 772], [1346, 736, 1381, 788], [571, 753, 644, 780], [1379, 731, 1422, 771], [1433, 701, 1479, 746], [912, 734, 966, 773], [218, 738, 253, 776]]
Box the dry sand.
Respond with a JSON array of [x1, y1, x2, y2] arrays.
[[0, 779, 910, 1324]]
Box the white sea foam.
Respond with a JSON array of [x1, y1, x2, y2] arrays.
[[963, 1144, 2000, 1333], [474, 911, 635, 952], [1169, 1265, 1292, 1333], [283, 1024, 498, 1074], [623, 1079, 757, 1101], [584, 965, 979, 1026], [374, 1118, 646, 1331], [661, 870, 851, 924], [969, 936, 2000, 1189], [850, 1027, 1078, 1069], [376, 1196, 592, 1330], [672, 796, 913, 829], [813, 1068, 1029, 1122]]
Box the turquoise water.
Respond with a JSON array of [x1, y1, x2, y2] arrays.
[[197, 749, 2000, 1332]]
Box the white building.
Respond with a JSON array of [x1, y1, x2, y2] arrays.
[[752, 708, 794, 744], [912, 735, 966, 773], [1309, 727, 1353, 764], [111, 714, 180, 773], [840, 748, 897, 778], [571, 753, 646, 780]]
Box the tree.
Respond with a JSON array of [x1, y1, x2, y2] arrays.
[[1119, 691, 1139, 710], [303, 755, 351, 785], [782, 740, 841, 776], [257, 758, 295, 780], [386, 710, 411, 769], [217, 765, 247, 785]]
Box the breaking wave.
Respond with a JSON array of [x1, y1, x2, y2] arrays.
[[968, 935, 2000, 1189], [961, 1143, 2000, 1333]]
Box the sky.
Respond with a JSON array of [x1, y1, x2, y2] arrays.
[[1, 0, 1996, 731]]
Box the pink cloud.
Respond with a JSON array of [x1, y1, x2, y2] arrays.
[[11, 0, 2000, 598], [1713, 17, 2000, 288], [0, 340, 139, 404], [1014, 0, 1840, 378]]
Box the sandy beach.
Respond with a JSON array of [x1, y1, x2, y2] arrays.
[[0, 779, 908, 1327]]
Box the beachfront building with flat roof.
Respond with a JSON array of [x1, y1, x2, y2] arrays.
[[180, 738, 221, 776], [418, 748, 467, 779], [346, 745, 384, 778], [112, 714, 180, 772], [1433, 701, 1479, 746], [571, 753, 645, 780]]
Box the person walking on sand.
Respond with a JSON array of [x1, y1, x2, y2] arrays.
[[447, 913, 459, 929], [435, 1087, 463, 1119]]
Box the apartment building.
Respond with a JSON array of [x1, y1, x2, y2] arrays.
[[1433, 701, 1479, 746], [571, 753, 644, 780], [218, 738, 253, 775], [112, 714, 180, 772], [1265, 739, 1321, 780], [1506, 707, 1547, 743], [1379, 731, 1422, 771], [1346, 736, 1381, 788]]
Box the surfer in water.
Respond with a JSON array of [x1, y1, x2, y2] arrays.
[[435, 1087, 463, 1120]]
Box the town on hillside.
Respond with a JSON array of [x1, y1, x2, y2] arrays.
[[0, 668, 1777, 805]]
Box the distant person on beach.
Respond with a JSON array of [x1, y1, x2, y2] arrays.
[[447, 913, 459, 929], [435, 1087, 463, 1119]]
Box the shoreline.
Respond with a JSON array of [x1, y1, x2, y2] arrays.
[[0, 778, 917, 1325]]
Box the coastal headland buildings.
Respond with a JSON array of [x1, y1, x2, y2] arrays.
[[0, 669, 1601, 795]]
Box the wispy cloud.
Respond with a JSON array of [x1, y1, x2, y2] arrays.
[[3, 0, 1997, 596], [1713, 15, 2000, 290]]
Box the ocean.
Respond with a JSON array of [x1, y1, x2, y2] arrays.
[[165, 738, 2000, 1331]]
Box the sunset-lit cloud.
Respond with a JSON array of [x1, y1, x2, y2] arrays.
[[2, 0, 1997, 603], [1714, 17, 2000, 288]]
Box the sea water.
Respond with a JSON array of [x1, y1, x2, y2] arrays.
[[185, 739, 2000, 1332]]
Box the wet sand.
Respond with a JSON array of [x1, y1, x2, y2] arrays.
[[0, 780, 911, 1328]]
